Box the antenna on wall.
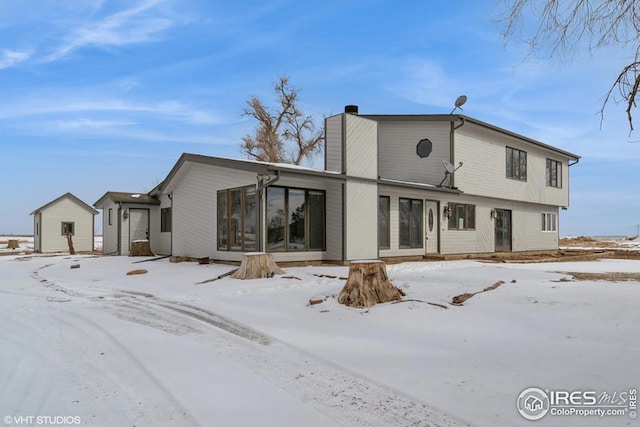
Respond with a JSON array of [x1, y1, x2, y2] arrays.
[[449, 95, 467, 114], [438, 159, 463, 187]]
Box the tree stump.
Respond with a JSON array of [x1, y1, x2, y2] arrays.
[[129, 240, 154, 257], [232, 252, 285, 280], [7, 239, 19, 250], [338, 260, 404, 308]]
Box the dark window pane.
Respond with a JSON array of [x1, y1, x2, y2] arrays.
[[217, 191, 227, 249], [288, 189, 306, 251], [308, 191, 325, 250], [506, 148, 513, 178], [229, 189, 242, 250], [411, 199, 423, 248], [399, 199, 410, 248], [243, 189, 257, 251], [378, 196, 390, 249], [266, 187, 285, 251], [467, 205, 475, 229]]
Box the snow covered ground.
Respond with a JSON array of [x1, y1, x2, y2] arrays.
[[1, 254, 638, 426]]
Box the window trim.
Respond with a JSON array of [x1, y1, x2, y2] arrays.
[[160, 207, 172, 233], [265, 186, 326, 253], [399, 197, 423, 249], [61, 221, 75, 236], [217, 186, 258, 252], [541, 212, 557, 232], [506, 146, 527, 181], [546, 158, 562, 188], [447, 203, 476, 230], [378, 196, 390, 250]]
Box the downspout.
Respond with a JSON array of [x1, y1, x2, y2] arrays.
[[117, 202, 122, 255], [449, 116, 466, 189], [257, 170, 281, 252], [168, 192, 173, 256]]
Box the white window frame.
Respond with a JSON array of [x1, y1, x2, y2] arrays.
[[541, 212, 557, 232]]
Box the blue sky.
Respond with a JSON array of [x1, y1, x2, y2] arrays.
[[1, 0, 639, 236]]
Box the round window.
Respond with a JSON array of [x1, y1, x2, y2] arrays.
[[428, 208, 434, 232]]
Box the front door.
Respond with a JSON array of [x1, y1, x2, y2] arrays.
[[129, 208, 150, 245], [494, 209, 512, 252], [425, 200, 439, 254]]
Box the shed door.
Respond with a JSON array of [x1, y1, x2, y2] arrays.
[[494, 209, 512, 252], [425, 200, 439, 254], [129, 209, 149, 244]]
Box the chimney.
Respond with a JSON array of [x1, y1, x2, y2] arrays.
[[344, 105, 359, 114]]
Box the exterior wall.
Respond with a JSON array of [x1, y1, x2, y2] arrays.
[[344, 114, 378, 179], [165, 162, 345, 262], [118, 204, 159, 255], [344, 180, 378, 260], [33, 213, 41, 252], [454, 122, 570, 206], [325, 115, 343, 173], [101, 199, 119, 255], [39, 199, 94, 253], [156, 193, 172, 255], [378, 184, 559, 257], [377, 120, 451, 185]]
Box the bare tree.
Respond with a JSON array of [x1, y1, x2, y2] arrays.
[[241, 76, 323, 164], [500, 0, 640, 133]]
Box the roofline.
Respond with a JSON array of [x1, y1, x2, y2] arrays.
[[158, 153, 346, 192], [94, 191, 161, 207], [361, 113, 581, 161], [31, 192, 98, 216]]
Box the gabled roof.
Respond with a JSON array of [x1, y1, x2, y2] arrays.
[[94, 191, 160, 208], [157, 153, 345, 193], [30, 192, 98, 216], [361, 113, 581, 161]]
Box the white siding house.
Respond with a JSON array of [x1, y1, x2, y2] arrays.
[[94, 192, 164, 256], [94, 106, 579, 262], [30, 193, 97, 253]]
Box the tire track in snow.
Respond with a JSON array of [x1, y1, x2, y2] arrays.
[[102, 293, 473, 427]]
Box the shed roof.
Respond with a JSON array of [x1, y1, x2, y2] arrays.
[[30, 192, 98, 215], [94, 191, 160, 207]]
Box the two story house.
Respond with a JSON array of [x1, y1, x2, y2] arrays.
[[95, 106, 579, 262]]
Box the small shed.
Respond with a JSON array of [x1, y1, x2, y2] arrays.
[[30, 193, 98, 253]]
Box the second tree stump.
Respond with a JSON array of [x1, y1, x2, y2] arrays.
[[338, 260, 404, 308], [232, 252, 285, 280]]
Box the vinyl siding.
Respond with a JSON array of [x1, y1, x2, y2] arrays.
[[155, 194, 172, 255], [325, 115, 343, 172], [377, 121, 451, 185], [377, 184, 559, 256], [344, 180, 378, 260], [344, 114, 378, 179], [39, 198, 94, 253], [100, 199, 119, 255], [454, 122, 570, 206]]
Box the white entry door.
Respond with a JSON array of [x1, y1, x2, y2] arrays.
[[129, 209, 149, 244], [425, 200, 439, 254]]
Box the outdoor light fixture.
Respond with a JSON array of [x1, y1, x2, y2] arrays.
[[490, 209, 497, 219], [444, 204, 452, 218], [123, 210, 129, 220]]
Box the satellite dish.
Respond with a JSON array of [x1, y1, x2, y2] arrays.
[[438, 160, 463, 187], [449, 95, 468, 114], [442, 159, 456, 173]]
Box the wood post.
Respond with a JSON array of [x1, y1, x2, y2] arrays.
[[129, 240, 154, 257], [338, 260, 404, 308], [232, 252, 285, 280]]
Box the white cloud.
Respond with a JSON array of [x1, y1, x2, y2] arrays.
[[0, 49, 32, 69], [45, 0, 175, 62]]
